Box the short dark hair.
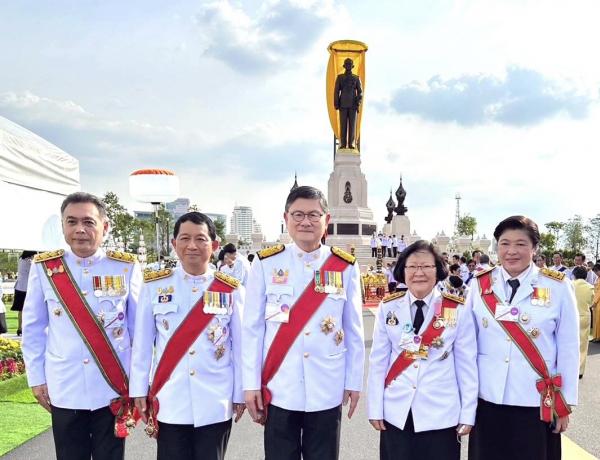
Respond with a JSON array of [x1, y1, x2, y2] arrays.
[[393, 240, 448, 284], [472, 250, 482, 257], [285, 185, 329, 213], [452, 254, 460, 261], [449, 263, 460, 273], [460, 256, 467, 264], [467, 259, 475, 265], [572, 266, 588, 280], [493, 215, 540, 247], [448, 275, 464, 289], [480, 254, 490, 264], [222, 243, 237, 255], [61, 192, 107, 219], [173, 212, 217, 240], [574, 253, 585, 262], [593, 263, 600, 273]]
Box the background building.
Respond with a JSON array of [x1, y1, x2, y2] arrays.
[[230, 205, 254, 243], [166, 197, 190, 220]]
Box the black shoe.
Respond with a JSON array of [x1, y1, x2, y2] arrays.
[[579, 374, 583, 379], [16, 329, 22, 336]]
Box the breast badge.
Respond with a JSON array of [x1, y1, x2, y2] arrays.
[[321, 316, 336, 334], [272, 269, 289, 284], [334, 329, 344, 346], [386, 311, 399, 326], [215, 344, 225, 360]]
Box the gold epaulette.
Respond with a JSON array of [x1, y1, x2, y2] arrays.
[[540, 267, 566, 281], [442, 291, 465, 304], [474, 265, 495, 278], [143, 268, 174, 283], [383, 291, 406, 303], [331, 246, 356, 265], [257, 244, 285, 260], [215, 271, 240, 289], [33, 249, 65, 263], [106, 250, 137, 263]]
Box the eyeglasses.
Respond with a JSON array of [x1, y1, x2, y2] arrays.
[[289, 211, 324, 223], [405, 265, 436, 273]]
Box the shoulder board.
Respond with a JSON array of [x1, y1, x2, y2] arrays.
[[474, 265, 495, 278], [540, 267, 566, 282], [442, 291, 465, 304], [33, 249, 64, 263], [383, 291, 406, 303], [257, 244, 285, 260], [330, 246, 356, 265], [106, 250, 137, 263], [143, 268, 174, 283], [214, 271, 240, 289]]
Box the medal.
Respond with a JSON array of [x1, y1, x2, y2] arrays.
[[113, 326, 124, 338], [321, 316, 336, 334], [403, 322, 412, 332], [53, 307, 62, 316], [215, 344, 225, 360], [482, 317, 489, 328], [519, 312, 530, 324], [334, 329, 344, 345], [159, 294, 172, 303], [162, 319, 169, 330], [386, 311, 398, 326], [529, 328, 540, 338], [433, 318, 444, 329], [47, 268, 53, 277], [532, 287, 550, 306], [431, 336, 444, 348], [272, 268, 289, 284]]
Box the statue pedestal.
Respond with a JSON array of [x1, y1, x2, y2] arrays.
[[391, 215, 410, 238], [325, 149, 377, 248]]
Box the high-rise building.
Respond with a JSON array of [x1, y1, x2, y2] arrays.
[[230, 205, 254, 243], [166, 198, 190, 220]]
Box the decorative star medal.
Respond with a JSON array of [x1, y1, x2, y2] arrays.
[[321, 316, 336, 334]]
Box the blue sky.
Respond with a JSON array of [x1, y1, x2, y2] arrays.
[[1, 0, 599, 241]]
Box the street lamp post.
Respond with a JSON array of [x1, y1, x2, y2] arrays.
[[129, 169, 180, 265]]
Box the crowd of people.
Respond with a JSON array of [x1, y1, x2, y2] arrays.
[[4, 186, 597, 460], [370, 233, 407, 258]]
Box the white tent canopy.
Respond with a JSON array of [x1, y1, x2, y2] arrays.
[[0, 115, 80, 250]]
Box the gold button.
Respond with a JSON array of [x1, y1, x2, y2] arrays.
[[189, 350, 196, 355], [505, 358, 509, 363], [190, 370, 195, 376], [83, 359, 90, 364], [303, 352, 309, 358], [506, 337, 511, 342], [82, 290, 88, 296]]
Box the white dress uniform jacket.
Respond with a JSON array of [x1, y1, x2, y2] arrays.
[[22, 249, 142, 410], [368, 289, 478, 432], [130, 267, 244, 427], [242, 244, 365, 412], [469, 264, 579, 407]]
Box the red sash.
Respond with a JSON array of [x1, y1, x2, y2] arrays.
[[144, 276, 235, 438], [261, 254, 350, 414], [384, 295, 459, 387], [478, 271, 571, 422], [42, 257, 138, 438]]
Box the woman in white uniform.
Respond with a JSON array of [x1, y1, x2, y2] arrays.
[[368, 240, 478, 460], [468, 216, 579, 460]]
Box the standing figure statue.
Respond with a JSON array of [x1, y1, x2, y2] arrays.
[[334, 58, 363, 149]]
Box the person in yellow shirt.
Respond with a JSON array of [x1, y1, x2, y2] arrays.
[[572, 266, 594, 377], [591, 264, 600, 342]]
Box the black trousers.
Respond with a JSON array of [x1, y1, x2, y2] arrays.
[[264, 404, 341, 460], [51, 405, 124, 460], [157, 419, 232, 460], [468, 399, 561, 460], [380, 411, 460, 460], [339, 108, 357, 148], [372, 247, 377, 257], [393, 247, 398, 258]]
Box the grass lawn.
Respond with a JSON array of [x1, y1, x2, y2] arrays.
[[0, 374, 51, 456]]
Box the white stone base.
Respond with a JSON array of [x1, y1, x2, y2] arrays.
[[326, 148, 377, 248]]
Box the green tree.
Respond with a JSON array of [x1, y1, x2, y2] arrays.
[[102, 192, 137, 250], [539, 232, 557, 254], [214, 217, 226, 242], [562, 215, 587, 253], [586, 214, 600, 261], [544, 221, 565, 248], [457, 214, 477, 240]]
